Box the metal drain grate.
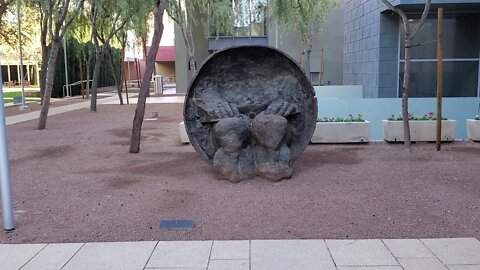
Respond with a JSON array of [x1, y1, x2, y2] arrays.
[[159, 220, 195, 230]]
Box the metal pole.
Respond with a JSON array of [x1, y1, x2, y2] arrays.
[[63, 38, 70, 97], [0, 61, 15, 232], [16, 0, 28, 111], [436, 8, 443, 151]]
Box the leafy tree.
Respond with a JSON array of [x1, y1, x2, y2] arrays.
[[130, 0, 166, 153], [166, 0, 205, 75], [166, 0, 243, 75], [208, 0, 234, 50], [121, 0, 151, 90], [382, 0, 431, 148], [37, 0, 85, 130], [268, 0, 337, 79], [88, 0, 138, 111], [0, 2, 41, 64], [67, 11, 92, 98], [0, 0, 14, 30]]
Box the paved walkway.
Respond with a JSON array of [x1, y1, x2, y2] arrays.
[[1, 238, 479, 270], [5, 93, 184, 126]]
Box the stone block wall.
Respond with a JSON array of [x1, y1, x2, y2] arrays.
[[343, 0, 400, 98]]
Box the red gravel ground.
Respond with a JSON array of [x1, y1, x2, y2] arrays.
[[0, 103, 479, 244]]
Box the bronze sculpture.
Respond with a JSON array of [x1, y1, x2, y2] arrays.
[[184, 46, 317, 182]]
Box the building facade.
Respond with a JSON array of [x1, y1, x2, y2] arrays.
[[174, 3, 345, 93], [174, 0, 480, 98], [344, 0, 480, 98]]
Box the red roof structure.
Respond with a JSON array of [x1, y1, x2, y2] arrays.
[[146, 46, 176, 62]]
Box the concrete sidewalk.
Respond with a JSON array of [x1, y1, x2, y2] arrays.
[[5, 93, 184, 126], [1, 238, 479, 270]]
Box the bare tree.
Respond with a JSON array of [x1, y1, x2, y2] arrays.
[[37, 0, 85, 130], [129, 0, 166, 153], [382, 0, 431, 148]]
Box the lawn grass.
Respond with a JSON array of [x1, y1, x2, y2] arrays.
[[2, 91, 40, 104], [2, 91, 33, 98]]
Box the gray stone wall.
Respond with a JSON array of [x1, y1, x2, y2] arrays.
[[343, 0, 400, 97]]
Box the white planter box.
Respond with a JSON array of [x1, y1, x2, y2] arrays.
[[467, 119, 480, 142], [311, 121, 370, 143], [179, 121, 190, 143], [383, 120, 456, 142]]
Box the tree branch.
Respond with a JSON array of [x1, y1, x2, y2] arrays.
[[411, 0, 431, 37], [381, 0, 411, 37], [60, 0, 85, 40]]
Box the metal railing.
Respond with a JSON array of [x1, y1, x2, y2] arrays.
[[63, 80, 92, 98]]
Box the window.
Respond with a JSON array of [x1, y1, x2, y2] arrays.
[[398, 14, 480, 97], [208, 0, 267, 37]]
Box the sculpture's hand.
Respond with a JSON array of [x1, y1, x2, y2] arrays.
[[210, 101, 241, 119], [265, 101, 297, 118]]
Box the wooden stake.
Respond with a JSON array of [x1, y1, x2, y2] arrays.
[[436, 8, 443, 151]]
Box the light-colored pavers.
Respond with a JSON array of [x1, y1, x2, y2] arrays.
[[62, 241, 156, 270], [1, 238, 479, 269], [421, 238, 480, 265], [326, 239, 399, 267], [145, 241, 212, 269], [20, 243, 83, 270], [251, 239, 335, 270], [207, 259, 249, 270], [0, 244, 46, 270], [447, 265, 480, 270], [398, 257, 448, 270], [336, 267, 403, 270], [382, 239, 435, 258], [210, 240, 249, 260]]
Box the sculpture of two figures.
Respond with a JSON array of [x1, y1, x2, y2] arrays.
[[184, 46, 317, 182]]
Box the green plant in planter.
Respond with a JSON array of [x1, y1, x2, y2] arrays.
[[317, 114, 365, 122], [387, 112, 447, 121]]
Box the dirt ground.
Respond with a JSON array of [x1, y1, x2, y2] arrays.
[[0, 102, 479, 244]]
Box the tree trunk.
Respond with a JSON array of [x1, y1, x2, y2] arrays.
[[90, 46, 102, 112], [304, 50, 311, 81], [303, 38, 312, 81], [39, 44, 50, 104], [37, 39, 61, 130], [85, 50, 92, 99], [123, 64, 129, 105], [79, 58, 84, 98], [130, 0, 166, 153], [135, 58, 141, 88], [137, 58, 142, 87], [188, 56, 196, 75], [120, 43, 129, 105], [106, 45, 123, 105], [402, 38, 412, 148]]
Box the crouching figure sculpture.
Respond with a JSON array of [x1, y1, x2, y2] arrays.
[[184, 46, 317, 182]]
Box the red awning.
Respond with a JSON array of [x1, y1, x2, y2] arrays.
[[146, 46, 176, 62]]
